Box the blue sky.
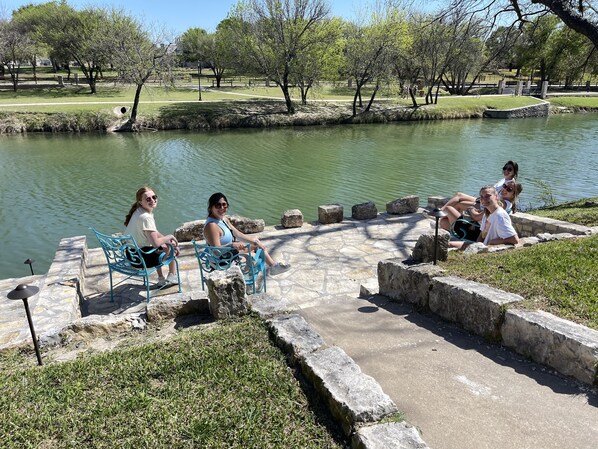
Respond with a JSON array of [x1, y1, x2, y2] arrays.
[[3, 0, 369, 34]]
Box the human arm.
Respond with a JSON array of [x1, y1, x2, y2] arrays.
[[145, 230, 178, 250]]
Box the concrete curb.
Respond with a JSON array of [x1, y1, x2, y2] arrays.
[[265, 313, 430, 448]]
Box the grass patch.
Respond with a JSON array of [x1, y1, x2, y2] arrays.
[[548, 96, 598, 109], [441, 235, 598, 329], [526, 196, 598, 227], [0, 316, 344, 449]]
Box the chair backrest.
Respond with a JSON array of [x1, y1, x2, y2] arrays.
[[90, 228, 147, 275], [192, 242, 243, 272]]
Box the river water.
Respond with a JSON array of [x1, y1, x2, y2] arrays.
[[1, 113, 597, 279]]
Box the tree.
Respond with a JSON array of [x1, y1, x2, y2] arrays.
[[102, 11, 176, 127], [344, 7, 409, 115], [444, 1, 598, 50], [0, 18, 35, 91], [231, 0, 331, 113]]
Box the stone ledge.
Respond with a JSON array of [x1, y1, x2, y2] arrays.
[[430, 276, 524, 341], [511, 212, 592, 237], [502, 309, 598, 385], [352, 422, 431, 449], [36, 236, 87, 346], [146, 290, 209, 322], [267, 314, 325, 363], [300, 346, 399, 436], [378, 259, 444, 309]]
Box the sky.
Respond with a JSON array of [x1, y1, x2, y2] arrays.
[[3, 0, 438, 35]]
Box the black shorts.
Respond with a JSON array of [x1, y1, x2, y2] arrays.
[[127, 246, 165, 268], [452, 217, 481, 242]]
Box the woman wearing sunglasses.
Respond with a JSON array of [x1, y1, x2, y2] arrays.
[[204, 192, 290, 276], [441, 159, 520, 214], [494, 160, 519, 196], [124, 186, 180, 285], [478, 185, 519, 246], [499, 180, 523, 214]]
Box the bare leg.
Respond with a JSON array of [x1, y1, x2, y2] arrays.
[[439, 205, 462, 231]]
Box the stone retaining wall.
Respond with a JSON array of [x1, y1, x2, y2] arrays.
[[378, 259, 598, 386], [511, 212, 592, 237], [483, 102, 549, 119]]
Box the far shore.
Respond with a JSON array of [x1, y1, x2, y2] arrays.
[[2, 93, 598, 134]]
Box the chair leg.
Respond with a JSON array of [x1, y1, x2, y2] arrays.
[[109, 270, 115, 303], [175, 258, 182, 293], [145, 275, 151, 303]]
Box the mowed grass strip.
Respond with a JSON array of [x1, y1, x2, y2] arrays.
[[526, 196, 598, 227], [442, 199, 598, 330], [0, 316, 343, 449]]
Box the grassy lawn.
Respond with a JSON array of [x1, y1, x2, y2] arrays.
[[0, 316, 344, 449], [526, 196, 598, 227], [440, 198, 598, 330]]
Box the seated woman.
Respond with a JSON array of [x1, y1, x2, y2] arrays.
[[478, 185, 519, 246], [439, 181, 522, 245], [443, 160, 520, 214], [204, 192, 291, 276], [124, 186, 180, 285]]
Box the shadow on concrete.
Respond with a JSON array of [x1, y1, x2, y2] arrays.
[[364, 294, 598, 406]]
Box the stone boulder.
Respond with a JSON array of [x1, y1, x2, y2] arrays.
[[281, 209, 304, 228], [386, 195, 419, 215], [205, 266, 249, 320], [228, 215, 265, 234], [318, 204, 344, 224], [427, 196, 449, 210], [352, 202, 378, 220], [411, 230, 450, 263], [174, 219, 205, 242]]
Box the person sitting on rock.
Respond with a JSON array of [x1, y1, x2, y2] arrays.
[[478, 185, 519, 246], [204, 192, 291, 276]]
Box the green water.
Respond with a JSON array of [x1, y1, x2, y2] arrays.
[[1, 114, 597, 279]]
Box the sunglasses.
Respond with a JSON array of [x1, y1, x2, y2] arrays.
[[503, 166, 514, 172], [502, 184, 514, 193], [214, 202, 228, 209], [144, 195, 158, 202]]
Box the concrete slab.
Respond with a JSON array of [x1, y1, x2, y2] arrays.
[[299, 295, 598, 449]]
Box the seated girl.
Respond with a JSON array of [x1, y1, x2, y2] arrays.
[[203, 192, 291, 276]]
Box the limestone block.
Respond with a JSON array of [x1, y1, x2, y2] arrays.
[[462, 242, 488, 255], [352, 202, 378, 220], [281, 209, 304, 228], [411, 231, 450, 263], [61, 315, 147, 341], [174, 219, 204, 242], [267, 314, 324, 362], [146, 291, 209, 321], [300, 346, 398, 436], [378, 259, 444, 309], [427, 196, 449, 210], [502, 309, 598, 385], [318, 204, 344, 224], [353, 422, 430, 449], [228, 215, 265, 234], [205, 266, 249, 320], [429, 276, 523, 340], [386, 196, 419, 215]]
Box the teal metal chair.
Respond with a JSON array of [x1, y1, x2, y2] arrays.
[[91, 228, 181, 302], [191, 241, 266, 294], [450, 218, 481, 243]]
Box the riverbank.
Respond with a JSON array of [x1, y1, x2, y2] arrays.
[[2, 94, 596, 134]]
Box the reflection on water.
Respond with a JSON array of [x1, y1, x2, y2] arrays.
[[1, 114, 597, 278]]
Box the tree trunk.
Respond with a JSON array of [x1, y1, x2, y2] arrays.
[[280, 85, 294, 113], [129, 83, 143, 124], [364, 83, 379, 112], [409, 86, 418, 107]]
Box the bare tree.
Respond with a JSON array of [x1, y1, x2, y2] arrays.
[[231, 0, 331, 113], [443, 1, 598, 49]]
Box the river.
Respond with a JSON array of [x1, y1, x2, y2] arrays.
[[1, 113, 597, 279]]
